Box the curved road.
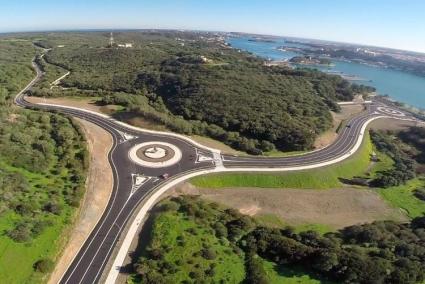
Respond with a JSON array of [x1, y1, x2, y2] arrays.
[[15, 58, 418, 284]]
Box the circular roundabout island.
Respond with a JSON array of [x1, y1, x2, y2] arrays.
[[129, 142, 182, 168], [377, 106, 405, 117]]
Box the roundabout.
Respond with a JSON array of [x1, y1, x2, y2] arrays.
[[128, 141, 182, 168], [377, 106, 405, 117]]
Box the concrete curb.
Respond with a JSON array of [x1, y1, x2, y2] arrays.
[[128, 141, 182, 168]]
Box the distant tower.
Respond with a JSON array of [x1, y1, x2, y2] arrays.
[[109, 32, 114, 47]]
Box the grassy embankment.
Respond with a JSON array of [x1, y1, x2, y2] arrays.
[[191, 132, 373, 189], [378, 178, 425, 218], [192, 129, 425, 221]]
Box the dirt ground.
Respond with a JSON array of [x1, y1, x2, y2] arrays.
[[314, 104, 365, 149], [26, 96, 101, 112], [370, 117, 418, 131], [48, 118, 113, 284], [169, 183, 407, 229]]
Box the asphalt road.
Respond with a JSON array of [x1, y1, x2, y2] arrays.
[[14, 58, 418, 284]]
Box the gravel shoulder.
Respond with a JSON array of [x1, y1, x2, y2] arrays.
[[48, 118, 113, 284]]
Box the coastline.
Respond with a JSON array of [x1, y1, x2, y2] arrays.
[[227, 36, 425, 112]]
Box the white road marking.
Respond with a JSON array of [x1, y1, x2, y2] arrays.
[[130, 174, 149, 196]]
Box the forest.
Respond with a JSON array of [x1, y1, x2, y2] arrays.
[[131, 195, 425, 284], [0, 38, 88, 282], [30, 31, 374, 153]]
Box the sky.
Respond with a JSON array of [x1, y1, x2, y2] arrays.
[[1, 0, 424, 53]]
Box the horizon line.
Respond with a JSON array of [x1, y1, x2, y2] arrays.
[[1, 27, 424, 55]]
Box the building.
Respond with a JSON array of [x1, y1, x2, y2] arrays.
[[118, 43, 133, 48]]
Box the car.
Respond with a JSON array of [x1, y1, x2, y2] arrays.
[[346, 124, 351, 128], [160, 173, 169, 179]]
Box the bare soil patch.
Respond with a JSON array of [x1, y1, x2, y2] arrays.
[[26, 96, 103, 112], [48, 118, 113, 284], [6, 113, 19, 123], [170, 183, 407, 229]]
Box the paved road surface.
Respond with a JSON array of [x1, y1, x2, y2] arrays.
[[14, 57, 418, 284]]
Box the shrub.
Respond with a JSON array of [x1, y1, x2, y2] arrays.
[[413, 188, 425, 201], [33, 259, 54, 273], [7, 223, 32, 242]]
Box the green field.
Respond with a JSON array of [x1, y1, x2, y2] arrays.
[[0, 161, 77, 284], [0, 212, 71, 284], [262, 258, 330, 284], [191, 133, 373, 189]]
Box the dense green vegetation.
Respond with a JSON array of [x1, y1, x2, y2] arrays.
[[27, 31, 372, 153], [244, 217, 425, 284], [0, 38, 87, 283], [131, 196, 425, 284], [369, 130, 416, 187]]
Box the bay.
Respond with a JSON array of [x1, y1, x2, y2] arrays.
[[228, 37, 425, 110]]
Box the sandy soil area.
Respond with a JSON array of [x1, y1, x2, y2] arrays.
[[48, 118, 113, 284], [170, 183, 407, 229]]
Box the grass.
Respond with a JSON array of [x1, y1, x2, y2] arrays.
[[261, 258, 331, 284], [378, 178, 425, 218], [0, 211, 71, 284], [368, 148, 394, 177], [255, 214, 334, 235], [134, 210, 245, 283], [191, 133, 373, 189], [262, 149, 309, 157]]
